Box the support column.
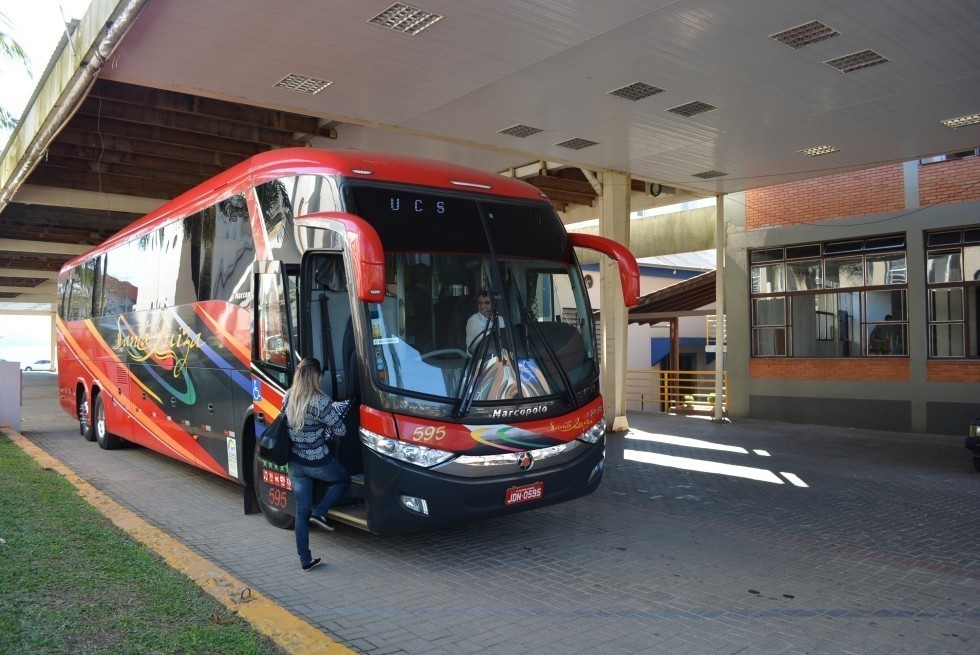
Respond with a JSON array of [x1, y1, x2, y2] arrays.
[[599, 170, 630, 432], [714, 194, 727, 422]]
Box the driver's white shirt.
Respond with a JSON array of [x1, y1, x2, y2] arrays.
[[465, 312, 505, 352]]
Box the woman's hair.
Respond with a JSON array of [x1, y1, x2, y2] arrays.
[[286, 357, 326, 427]]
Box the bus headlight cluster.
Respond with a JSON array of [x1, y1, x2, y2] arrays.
[[360, 428, 455, 467], [578, 419, 606, 444]]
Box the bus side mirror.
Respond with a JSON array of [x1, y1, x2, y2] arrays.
[[295, 212, 386, 303], [568, 233, 641, 307]]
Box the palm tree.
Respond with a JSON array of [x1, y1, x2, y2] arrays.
[[1, 11, 31, 132]]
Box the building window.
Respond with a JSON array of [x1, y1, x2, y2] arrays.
[[750, 236, 908, 357], [925, 227, 980, 358]]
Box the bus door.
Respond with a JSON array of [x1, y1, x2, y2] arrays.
[[300, 251, 363, 478], [251, 260, 298, 527], [253, 260, 297, 391]]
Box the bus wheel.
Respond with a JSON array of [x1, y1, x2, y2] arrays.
[[93, 394, 122, 450], [79, 390, 95, 441], [252, 443, 295, 530]]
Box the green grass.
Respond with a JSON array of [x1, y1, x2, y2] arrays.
[[0, 436, 289, 655]]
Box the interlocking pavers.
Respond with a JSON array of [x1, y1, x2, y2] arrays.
[[8, 374, 980, 654]]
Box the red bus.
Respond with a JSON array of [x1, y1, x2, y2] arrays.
[[56, 148, 639, 534]]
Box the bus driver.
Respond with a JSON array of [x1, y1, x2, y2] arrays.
[[465, 290, 505, 353]]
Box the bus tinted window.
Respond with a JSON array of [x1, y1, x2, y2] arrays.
[[257, 180, 302, 262], [483, 201, 567, 260], [211, 194, 253, 307], [161, 220, 199, 307], [104, 242, 136, 314]]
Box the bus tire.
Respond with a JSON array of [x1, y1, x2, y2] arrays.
[[93, 394, 123, 450], [79, 388, 95, 441], [252, 442, 295, 530]]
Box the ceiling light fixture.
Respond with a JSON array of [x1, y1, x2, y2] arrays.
[[770, 21, 840, 49], [825, 50, 889, 73], [940, 113, 980, 129], [609, 82, 665, 101], [274, 74, 332, 95], [369, 3, 443, 35], [667, 101, 717, 118], [498, 124, 543, 138], [692, 170, 727, 179], [798, 145, 840, 157], [555, 138, 598, 150]]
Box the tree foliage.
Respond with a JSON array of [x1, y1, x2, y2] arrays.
[[1, 11, 32, 132]]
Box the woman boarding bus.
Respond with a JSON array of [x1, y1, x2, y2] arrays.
[[57, 148, 640, 534]]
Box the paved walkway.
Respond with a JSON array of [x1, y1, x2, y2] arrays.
[[8, 373, 980, 654]]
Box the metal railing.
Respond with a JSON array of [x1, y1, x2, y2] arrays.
[[625, 369, 727, 414]]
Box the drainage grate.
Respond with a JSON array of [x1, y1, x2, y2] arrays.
[[770, 20, 839, 49], [274, 74, 333, 95], [555, 138, 598, 150], [667, 101, 717, 118], [692, 170, 728, 179], [498, 124, 543, 138], [798, 145, 840, 157], [608, 82, 665, 101], [825, 49, 889, 73], [369, 2, 443, 35]]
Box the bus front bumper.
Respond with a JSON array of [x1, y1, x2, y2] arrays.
[[361, 437, 605, 534]]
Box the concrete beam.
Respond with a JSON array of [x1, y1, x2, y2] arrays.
[[0, 239, 89, 256], [0, 292, 57, 303], [0, 283, 57, 294], [12, 184, 163, 214], [0, 268, 58, 279]]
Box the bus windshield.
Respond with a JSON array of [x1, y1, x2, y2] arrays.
[[347, 184, 597, 405]]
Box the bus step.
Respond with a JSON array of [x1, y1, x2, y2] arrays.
[[328, 501, 368, 529]]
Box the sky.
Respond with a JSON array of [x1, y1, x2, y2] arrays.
[[1, 0, 92, 144], [1, 1, 91, 353]]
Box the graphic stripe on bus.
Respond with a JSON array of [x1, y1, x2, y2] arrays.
[[60, 319, 199, 464]]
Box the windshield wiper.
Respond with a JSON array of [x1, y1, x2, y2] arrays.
[[454, 317, 494, 418], [506, 274, 575, 406]]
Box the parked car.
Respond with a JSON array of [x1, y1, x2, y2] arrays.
[[967, 412, 980, 472], [20, 359, 52, 372]]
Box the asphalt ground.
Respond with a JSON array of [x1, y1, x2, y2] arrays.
[[7, 373, 980, 654]]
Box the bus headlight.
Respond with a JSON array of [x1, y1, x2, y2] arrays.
[[360, 428, 455, 467], [578, 420, 606, 444]]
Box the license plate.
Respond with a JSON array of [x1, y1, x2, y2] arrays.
[[505, 482, 544, 506]]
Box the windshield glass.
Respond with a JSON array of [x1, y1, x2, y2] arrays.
[[348, 185, 597, 404]]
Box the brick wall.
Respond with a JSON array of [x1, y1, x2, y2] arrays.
[[745, 164, 905, 230], [926, 360, 980, 383], [750, 358, 910, 382], [919, 156, 980, 207]]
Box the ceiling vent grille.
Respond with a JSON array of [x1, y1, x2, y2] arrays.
[[692, 170, 728, 179], [555, 138, 598, 150], [940, 113, 980, 129], [275, 74, 333, 95], [667, 101, 717, 118], [609, 82, 665, 101], [369, 3, 443, 35], [770, 21, 839, 49], [825, 50, 889, 73], [798, 145, 840, 157], [499, 124, 543, 138]]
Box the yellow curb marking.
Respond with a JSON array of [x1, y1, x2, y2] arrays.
[[4, 430, 355, 655]]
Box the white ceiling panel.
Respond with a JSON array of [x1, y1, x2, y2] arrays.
[[96, 0, 980, 194]]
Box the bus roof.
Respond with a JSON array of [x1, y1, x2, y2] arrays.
[[61, 148, 552, 271]]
